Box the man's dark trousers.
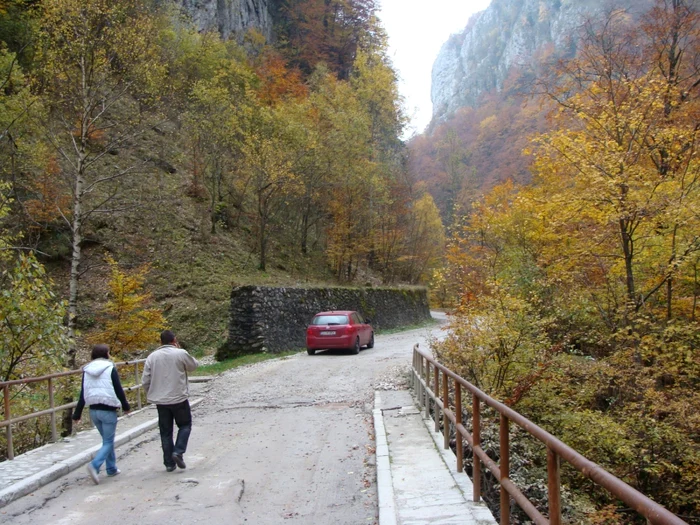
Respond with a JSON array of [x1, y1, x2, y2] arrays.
[[156, 399, 191, 468]]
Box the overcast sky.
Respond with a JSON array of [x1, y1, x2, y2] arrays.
[[376, 0, 492, 138]]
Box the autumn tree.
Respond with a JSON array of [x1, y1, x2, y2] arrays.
[[87, 256, 165, 359], [304, 68, 374, 279], [398, 192, 445, 284], [0, 41, 53, 250], [275, 0, 377, 79], [0, 251, 71, 458], [436, 129, 469, 226], [532, 3, 700, 325], [242, 102, 306, 271], [183, 52, 258, 233], [33, 0, 166, 366], [434, 2, 700, 518], [350, 40, 409, 274], [0, 253, 69, 382]]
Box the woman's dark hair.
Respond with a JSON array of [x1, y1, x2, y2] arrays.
[[91, 344, 110, 360]]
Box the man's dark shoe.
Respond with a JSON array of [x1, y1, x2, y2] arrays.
[[172, 453, 186, 469], [166, 465, 176, 472]]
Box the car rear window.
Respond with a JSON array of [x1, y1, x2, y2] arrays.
[[312, 315, 349, 325]]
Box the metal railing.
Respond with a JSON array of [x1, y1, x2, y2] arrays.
[[1, 359, 146, 460], [411, 344, 688, 525]]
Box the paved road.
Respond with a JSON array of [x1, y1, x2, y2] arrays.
[[1, 317, 446, 525]]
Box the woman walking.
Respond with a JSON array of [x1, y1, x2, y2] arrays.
[[72, 344, 131, 484]]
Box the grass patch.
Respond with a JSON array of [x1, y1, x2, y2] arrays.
[[191, 350, 300, 376]]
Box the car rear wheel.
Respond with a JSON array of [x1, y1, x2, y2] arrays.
[[351, 337, 360, 355], [307, 348, 316, 356], [367, 333, 374, 349]]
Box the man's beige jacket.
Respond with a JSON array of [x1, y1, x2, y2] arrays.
[[142, 345, 199, 405]]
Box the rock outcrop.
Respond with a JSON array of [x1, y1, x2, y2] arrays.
[[431, 0, 649, 121], [179, 0, 274, 41]]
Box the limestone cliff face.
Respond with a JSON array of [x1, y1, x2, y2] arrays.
[[179, 0, 274, 41], [430, 0, 647, 121]]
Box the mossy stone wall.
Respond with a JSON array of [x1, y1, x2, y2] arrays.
[[217, 285, 431, 358]]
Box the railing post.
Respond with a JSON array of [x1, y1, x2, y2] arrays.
[[418, 356, 425, 407], [4, 384, 13, 460], [500, 414, 510, 525], [455, 382, 463, 472], [48, 377, 57, 443], [473, 394, 481, 501], [442, 372, 449, 450], [434, 366, 440, 432], [417, 355, 424, 408], [424, 361, 431, 419], [134, 362, 142, 410], [548, 447, 561, 525], [411, 349, 416, 390]]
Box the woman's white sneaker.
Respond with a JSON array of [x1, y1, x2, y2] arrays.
[[86, 464, 99, 485]]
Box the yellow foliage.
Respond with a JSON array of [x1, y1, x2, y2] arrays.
[[87, 256, 166, 358]]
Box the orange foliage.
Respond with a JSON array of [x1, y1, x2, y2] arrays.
[[255, 51, 308, 106], [278, 0, 376, 79], [70, 119, 105, 144], [24, 157, 71, 226]]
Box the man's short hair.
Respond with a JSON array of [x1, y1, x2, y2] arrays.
[[91, 344, 110, 360], [160, 330, 176, 345]]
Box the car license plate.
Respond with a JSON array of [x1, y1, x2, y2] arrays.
[[320, 331, 336, 336]]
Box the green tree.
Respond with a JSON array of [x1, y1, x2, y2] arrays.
[[0, 253, 69, 382]]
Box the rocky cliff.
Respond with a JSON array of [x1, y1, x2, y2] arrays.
[[430, 0, 647, 121], [179, 0, 275, 41]]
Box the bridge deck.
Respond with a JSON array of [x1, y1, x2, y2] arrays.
[[375, 390, 496, 525], [1, 385, 497, 524]]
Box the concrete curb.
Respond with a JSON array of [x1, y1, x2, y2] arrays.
[[0, 397, 205, 510], [374, 391, 397, 525]]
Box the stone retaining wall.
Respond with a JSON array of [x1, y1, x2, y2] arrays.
[[217, 286, 431, 358]]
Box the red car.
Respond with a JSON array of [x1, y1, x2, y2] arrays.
[[306, 311, 374, 355]]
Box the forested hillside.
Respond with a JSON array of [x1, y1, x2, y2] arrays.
[[0, 0, 446, 373], [424, 1, 700, 522]]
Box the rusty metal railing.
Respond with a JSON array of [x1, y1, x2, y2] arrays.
[[411, 344, 688, 525], [1, 359, 146, 460]]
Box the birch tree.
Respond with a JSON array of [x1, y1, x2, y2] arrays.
[[34, 0, 165, 366]]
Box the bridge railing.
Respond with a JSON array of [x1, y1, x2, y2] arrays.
[[411, 344, 688, 525], [0, 359, 146, 460]]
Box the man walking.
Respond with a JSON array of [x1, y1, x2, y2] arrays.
[[142, 330, 199, 472]]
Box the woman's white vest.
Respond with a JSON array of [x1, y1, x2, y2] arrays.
[[83, 359, 120, 407]]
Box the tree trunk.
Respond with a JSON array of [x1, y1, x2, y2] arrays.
[[693, 261, 699, 321], [67, 162, 85, 368], [258, 194, 267, 271], [301, 204, 309, 255], [620, 221, 635, 305], [666, 225, 678, 321], [64, 153, 86, 437]]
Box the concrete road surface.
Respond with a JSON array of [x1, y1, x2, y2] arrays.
[[1, 316, 446, 525]]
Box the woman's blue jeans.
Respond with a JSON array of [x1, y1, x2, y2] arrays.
[[89, 408, 118, 475]]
